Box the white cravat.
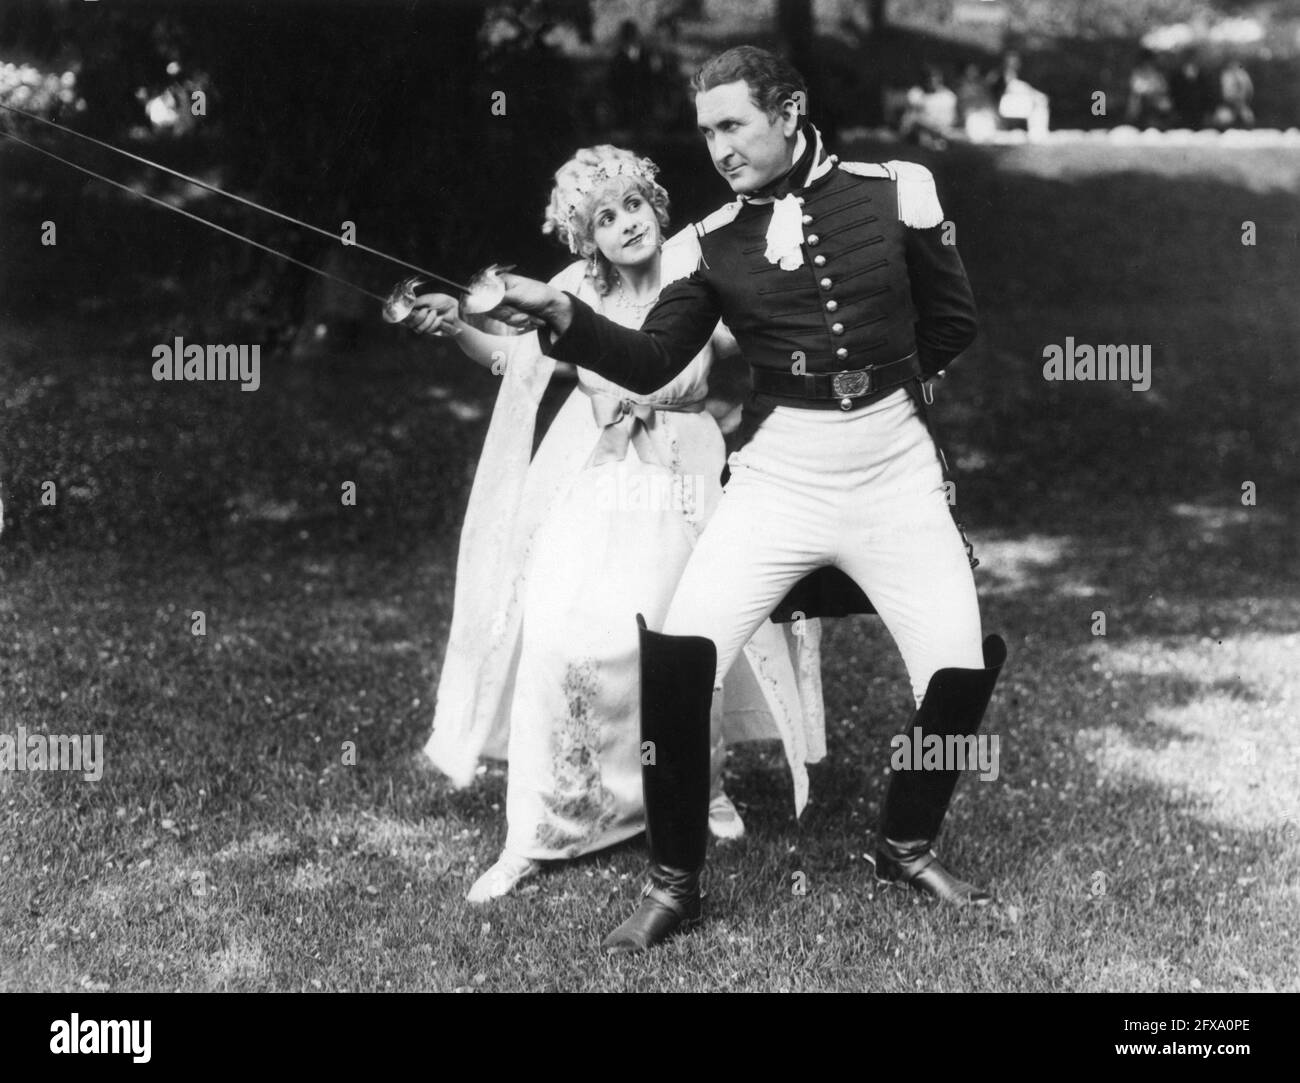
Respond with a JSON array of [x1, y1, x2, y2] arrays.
[[745, 127, 836, 272], [764, 191, 806, 270]]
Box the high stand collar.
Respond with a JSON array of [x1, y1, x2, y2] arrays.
[[745, 125, 838, 204]]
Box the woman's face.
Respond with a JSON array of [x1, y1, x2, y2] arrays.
[[587, 180, 659, 270]]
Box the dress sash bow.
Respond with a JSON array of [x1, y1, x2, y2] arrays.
[[582, 387, 706, 468]]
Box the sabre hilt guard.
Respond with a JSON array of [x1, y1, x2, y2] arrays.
[[383, 263, 531, 332]]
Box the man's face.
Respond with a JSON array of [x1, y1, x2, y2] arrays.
[[695, 80, 798, 194]]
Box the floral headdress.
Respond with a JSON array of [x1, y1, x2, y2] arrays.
[[542, 145, 667, 256]]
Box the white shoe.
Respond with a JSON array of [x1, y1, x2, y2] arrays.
[[708, 792, 746, 841], [466, 852, 540, 904]]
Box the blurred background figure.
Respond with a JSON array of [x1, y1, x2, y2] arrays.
[[956, 61, 999, 142], [1126, 47, 1174, 128], [899, 65, 959, 149], [1170, 53, 1211, 129], [1214, 59, 1256, 128], [608, 19, 655, 136], [647, 13, 689, 131], [991, 51, 1050, 139]]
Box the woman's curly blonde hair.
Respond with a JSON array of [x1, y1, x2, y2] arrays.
[[541, 145, 671, 296]]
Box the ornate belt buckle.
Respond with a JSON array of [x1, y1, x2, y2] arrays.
[[831, 368, 871, 410]]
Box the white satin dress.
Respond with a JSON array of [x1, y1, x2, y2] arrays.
[[424, 240, 827, 862]]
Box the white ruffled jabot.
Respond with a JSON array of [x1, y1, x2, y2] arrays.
[[763, 192, 807, 271], [746, 127, 835, 272], [746, 127, 947, 271]]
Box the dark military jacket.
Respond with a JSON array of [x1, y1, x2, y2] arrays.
[[546, 145, 975, 392], [544, 136, 979, 620]]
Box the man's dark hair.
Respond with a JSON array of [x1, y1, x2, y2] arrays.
[[691, 46, 807, 126]]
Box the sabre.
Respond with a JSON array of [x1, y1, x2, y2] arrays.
[[0, 101, 510, 320]]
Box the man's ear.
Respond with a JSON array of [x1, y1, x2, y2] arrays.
[[779, 98, 800, 138]]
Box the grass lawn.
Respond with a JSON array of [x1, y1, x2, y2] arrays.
[[1, 135, 1298, 992]]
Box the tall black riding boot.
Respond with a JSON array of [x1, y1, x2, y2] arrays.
[[601, 614, 714, 955], [873, 634, 1007, 906]]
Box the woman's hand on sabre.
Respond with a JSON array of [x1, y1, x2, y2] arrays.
[[403, 293, 463, 337], [402, 274, 575, 339]]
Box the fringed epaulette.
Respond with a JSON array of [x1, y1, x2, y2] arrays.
[[661, 225, 705, 283], [691, 199, 743, 237], [838, 160, 945, 229]]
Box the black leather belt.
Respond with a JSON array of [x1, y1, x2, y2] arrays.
[[750, 352, 922, 410]]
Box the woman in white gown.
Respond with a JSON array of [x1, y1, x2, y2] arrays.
[[412, 146, 826, 903]]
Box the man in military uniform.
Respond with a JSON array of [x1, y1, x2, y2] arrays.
[[425, 46, 1007, 954]]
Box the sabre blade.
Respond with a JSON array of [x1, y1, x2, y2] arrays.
[[0, 99, 469, 293], [0, 128, 386, 302]]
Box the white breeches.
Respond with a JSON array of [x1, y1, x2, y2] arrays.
[[663, 389, 984, 707]]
